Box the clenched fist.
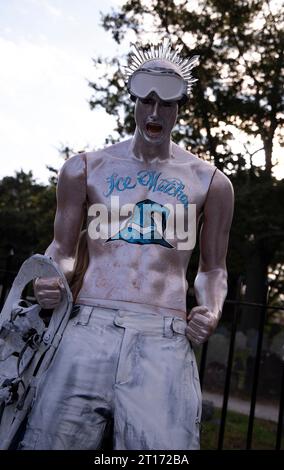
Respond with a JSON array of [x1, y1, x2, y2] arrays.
[[34, 276, 65, 309], [185, 306, 219, 345]]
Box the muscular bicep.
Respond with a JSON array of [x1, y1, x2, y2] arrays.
[[198, 169, 234, 271], [47, 154, 87, 260]]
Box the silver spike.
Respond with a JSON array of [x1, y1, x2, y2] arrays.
[[143, 49, 149, 60], [170, 45, 182, 63], [133, 43, 145, 63], [139, 49, 147, 62], [129, 54, 141, 67], [161, 38, 168, 58], [182, 55, 200, 70], [150, 44, 156, 59], [179, 57, 193, 70], [133, 51, 144, 63]]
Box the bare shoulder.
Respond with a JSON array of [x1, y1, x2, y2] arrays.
[[62, 138, 130, 172], [103, 139, 131, 157], [172, 143, 216, 173], [59, 152, 86, 178], [85, 139, 131, 163], [173, 143, 233, 190], [55, 153, 87, 205], [209, 168, 234, 199], [204, 168, 234, 226]]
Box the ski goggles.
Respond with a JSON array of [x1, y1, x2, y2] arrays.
[[127, 67, 188, 103]]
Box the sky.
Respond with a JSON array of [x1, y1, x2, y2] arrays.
[[0, 0, 126, 183], [0, 0, 283, 184]]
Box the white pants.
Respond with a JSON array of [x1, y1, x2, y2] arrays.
[[19, 304, 202, 450]]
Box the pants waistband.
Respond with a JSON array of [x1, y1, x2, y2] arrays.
[[72, 304, 188, 338]]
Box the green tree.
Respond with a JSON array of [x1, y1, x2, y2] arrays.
[[91, 0, 283, 173], [0, 171, 56, 276]]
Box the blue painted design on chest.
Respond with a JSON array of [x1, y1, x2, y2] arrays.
[[106, 199, 174, 248], [104, 170, 189, 207]]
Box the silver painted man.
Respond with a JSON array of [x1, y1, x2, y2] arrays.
[[20, 39, 234, 450]]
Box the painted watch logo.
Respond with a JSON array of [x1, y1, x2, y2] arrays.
[[106, 199, 174, 248]]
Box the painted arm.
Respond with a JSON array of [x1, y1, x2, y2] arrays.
[[34, 154, 87, 308], [186, 169, 234, 344]]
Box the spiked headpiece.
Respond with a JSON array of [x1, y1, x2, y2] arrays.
[[124, 38, 200, 94]]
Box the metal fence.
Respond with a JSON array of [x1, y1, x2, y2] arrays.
[[198, 297, 284, 450], [0, 255, 283, 450]]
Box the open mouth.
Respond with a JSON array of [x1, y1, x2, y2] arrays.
[[146, 122, 163, 136]]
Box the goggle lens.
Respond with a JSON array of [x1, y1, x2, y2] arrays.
[[129, 70, 187, 102]]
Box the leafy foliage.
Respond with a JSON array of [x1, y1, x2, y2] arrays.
[[90, 0, 283, 174], [0, 171, 56, 274]]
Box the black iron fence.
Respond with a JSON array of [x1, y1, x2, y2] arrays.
[[0, 255, 283, 450], [197, 296, 284, 450]]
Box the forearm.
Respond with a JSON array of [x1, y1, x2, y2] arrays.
[[193, 268, 228, 321], [45, 240, 77, 283]]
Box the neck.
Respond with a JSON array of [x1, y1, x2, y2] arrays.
[[129, 128, 173, 163]]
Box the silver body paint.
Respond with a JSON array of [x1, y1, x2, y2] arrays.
[[28, 53, 234, 450], [19, 305, 201, 450]]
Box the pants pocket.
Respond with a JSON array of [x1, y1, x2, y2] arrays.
[[73, 306, 93, 326]]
